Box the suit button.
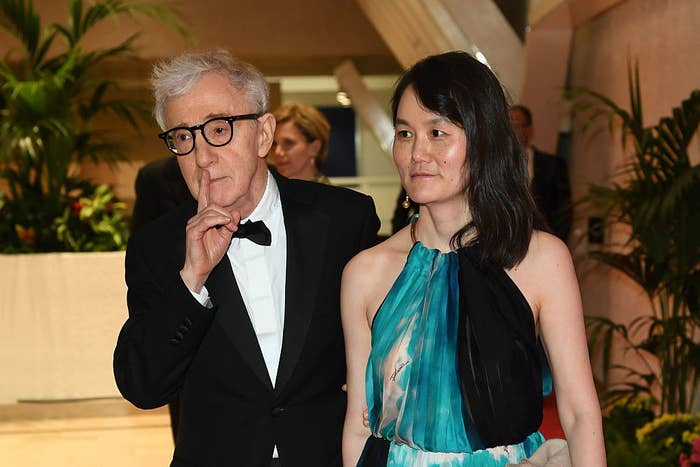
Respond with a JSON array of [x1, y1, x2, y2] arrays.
[[271, 406, 285, 417]]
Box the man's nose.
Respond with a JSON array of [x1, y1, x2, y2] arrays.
[[193, 137, 216, 168]]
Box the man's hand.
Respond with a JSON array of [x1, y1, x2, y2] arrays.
[[342, 384, 369, 427], [180, 170, 239, 292]]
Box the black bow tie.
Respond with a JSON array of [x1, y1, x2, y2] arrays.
[[233, 220, 272, 246]]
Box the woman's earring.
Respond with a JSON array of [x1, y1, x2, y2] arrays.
[[402, 194, 411, 209]]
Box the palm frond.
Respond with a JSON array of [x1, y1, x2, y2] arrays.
[[0, 0, 41, 62], [568, 61, 700, 412], [0, 1, 186, 253]]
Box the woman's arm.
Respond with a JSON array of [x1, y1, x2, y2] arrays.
[[534, 233, 606, 466], [341, 252, 374, 467]]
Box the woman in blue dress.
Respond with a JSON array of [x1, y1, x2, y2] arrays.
[[341, 51, 605, 466]]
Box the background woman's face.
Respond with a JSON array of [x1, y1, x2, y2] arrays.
[[393, 86, 468, 207], [270, 121, 319, 180]]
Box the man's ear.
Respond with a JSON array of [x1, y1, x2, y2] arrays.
[[256, 113, 276, 158]]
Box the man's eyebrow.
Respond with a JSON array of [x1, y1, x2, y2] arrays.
[[170, 113, 229, 129], [202, 112, 229, 122]]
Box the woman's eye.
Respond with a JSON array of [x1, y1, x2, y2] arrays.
[[396, 130, 412, 138], [431, 129, 445, 137]]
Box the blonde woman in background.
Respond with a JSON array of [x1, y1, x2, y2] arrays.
[[271, 103, 331, 183]]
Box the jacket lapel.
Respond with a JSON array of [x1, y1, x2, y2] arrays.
[[206, 255, 273, 390], [274, 176, 330, 393]]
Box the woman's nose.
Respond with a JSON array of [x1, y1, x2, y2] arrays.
[[411, 136, 431, 162]]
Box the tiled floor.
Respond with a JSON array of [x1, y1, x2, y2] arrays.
[[0, 399, 173, 466]]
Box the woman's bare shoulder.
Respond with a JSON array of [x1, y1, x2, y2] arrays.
[[507, 230, 575, 318], [345, 227, 413, 277], [343, 227, 413, 317], [524, 230, 573, 272]]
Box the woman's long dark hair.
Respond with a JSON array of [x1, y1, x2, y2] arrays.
[[391, 51, 546, 268]]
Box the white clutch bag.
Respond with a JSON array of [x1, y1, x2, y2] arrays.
[[507, 439, 571, 467]]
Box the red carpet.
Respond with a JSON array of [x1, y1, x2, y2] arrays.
[[539, 391, 565, 439]]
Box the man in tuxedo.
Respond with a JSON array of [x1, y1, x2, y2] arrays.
[[509, 105, 572, 242], [113, 49, 379, 467]]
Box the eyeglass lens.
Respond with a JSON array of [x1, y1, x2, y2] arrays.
[[165, 118, 234, 155]]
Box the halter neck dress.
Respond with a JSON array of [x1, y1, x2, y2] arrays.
[[360, 241, 551, 466]]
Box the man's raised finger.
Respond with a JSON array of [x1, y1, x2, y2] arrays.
[[197, 170, 210, 213]]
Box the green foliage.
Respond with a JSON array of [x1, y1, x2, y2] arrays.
[[0, 0, 184, 252], [54, 183, 129, 251], [568, 63, 700, 413], [602, 398, 700, 466], [603, 396, 656, 446], [636, 412, 700, 466], [604, 437, 669, 467]]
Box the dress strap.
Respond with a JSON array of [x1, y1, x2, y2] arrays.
[[455, 245, 543, 448], [409, 212, 419, 244]]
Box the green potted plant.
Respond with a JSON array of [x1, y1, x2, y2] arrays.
[[567, 63, 700, 415], [0, 0, 185, 405], [0, 0, 184, 252], [602, 396, 700, 466]]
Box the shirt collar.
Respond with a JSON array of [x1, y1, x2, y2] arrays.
[[243, 170, 280, 225]]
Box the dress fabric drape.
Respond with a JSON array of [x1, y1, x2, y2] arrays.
[[360, 242, 549, 466]]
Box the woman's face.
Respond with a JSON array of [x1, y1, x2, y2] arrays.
[[393, 85, 468, 207], [270, 121, 320, 180]]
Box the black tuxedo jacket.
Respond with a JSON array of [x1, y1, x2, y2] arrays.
[[114, 173, 379, 466], [531, 148, 572, 242], [131, 157, 192, 234]]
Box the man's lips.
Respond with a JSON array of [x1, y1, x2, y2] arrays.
[[208, 176, 226, 184]]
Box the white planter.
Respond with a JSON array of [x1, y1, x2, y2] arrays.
[[0, 252, 127, 404]]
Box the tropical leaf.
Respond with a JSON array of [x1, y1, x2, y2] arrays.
[[0, 0, 186, 253], [0, 0, 41, 63], [568, 60, 700, 413]]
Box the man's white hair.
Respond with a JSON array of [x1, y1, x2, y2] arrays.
[[151, 49, 269, 130]]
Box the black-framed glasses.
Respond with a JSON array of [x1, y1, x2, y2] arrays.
[[158, 113, 260, 156]]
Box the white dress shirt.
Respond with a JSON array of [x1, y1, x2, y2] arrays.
[[526, 146, 535, 185], [188, 170, 287, 385], [227, 171, 287, 387], [185, 171, 287, 460]]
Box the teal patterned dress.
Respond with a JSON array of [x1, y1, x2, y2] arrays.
[[361, 242, 550, 466]]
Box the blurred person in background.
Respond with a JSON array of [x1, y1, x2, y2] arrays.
[[270, 103, 331, 183], [509, 104, 572, 242]]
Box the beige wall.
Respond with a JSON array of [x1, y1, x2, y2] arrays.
[[0, 0, 394, 64], [0, 1, 402, 222], [520, 3, 573, 154], [568, 0, 700, 380]]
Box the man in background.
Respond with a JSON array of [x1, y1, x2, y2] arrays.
[[509, 104, 572, 242], [131, 157, 191, 233]]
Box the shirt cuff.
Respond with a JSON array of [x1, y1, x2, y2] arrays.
[[187, 284, 213, 309]]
